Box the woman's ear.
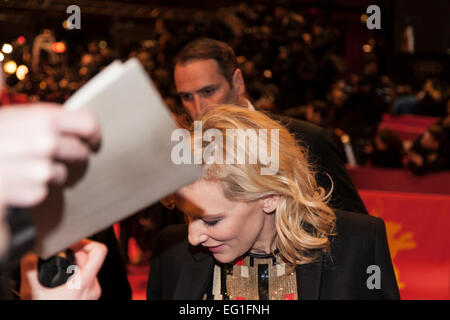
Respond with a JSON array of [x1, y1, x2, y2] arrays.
[[261, 194, 280, 214]]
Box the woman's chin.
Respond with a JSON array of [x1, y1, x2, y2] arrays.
[[213, 251, 247, 265], [213, 253, 235, 264]]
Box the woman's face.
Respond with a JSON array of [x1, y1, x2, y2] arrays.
[[176, 179, 277, 264]]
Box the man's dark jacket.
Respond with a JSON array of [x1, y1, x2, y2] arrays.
[[147, 211, 400, 300], [272, 114, 367, 214]]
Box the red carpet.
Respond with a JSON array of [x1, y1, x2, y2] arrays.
[[359, 190, 450, 300], [114, 226, 151, 300]]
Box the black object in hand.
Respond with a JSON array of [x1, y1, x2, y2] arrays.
[[0, 207, 36, 271], [38, 250, 76, 288]]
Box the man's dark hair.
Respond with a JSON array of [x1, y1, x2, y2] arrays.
[[175, 38, 239, 86]]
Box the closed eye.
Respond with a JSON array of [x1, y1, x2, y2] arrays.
[[203, 219, 220, 227]]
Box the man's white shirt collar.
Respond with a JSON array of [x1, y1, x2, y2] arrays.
[[245, 99, 255, 111]]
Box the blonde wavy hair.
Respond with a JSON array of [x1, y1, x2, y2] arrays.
[[171, 105, 336, 266]]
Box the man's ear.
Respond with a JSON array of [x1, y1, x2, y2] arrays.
[[261, 194, 280, 214], [232, 68, 246, 98]]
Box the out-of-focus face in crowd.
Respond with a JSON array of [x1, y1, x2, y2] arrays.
[[420, 130, 439, 151]]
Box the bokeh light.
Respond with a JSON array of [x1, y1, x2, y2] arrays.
[[360, 14, 368, 23], [3, 60, 17, 74], [1, 43, 13, 54], [17, 36, 26, 45], [52, 42, 66, 53], [362, 44, 372, 53], [16, 65, 29, 80], [263, 69, 272, 79]]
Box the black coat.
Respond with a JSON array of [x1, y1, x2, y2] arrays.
[[147, 210, 399, 300], [90, 227, 132, 300], [272, 114, 368, 214]]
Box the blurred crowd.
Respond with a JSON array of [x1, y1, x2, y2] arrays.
[[1, 4, 449, 178]]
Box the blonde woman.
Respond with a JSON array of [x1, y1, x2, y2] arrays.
[[147, 105, 399, 300]]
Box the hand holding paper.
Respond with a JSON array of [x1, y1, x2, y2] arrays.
[[0, 104, 100, 207], [31, 58, 203, 258]]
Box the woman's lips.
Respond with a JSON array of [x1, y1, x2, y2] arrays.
[[206, 244, 224, 253]]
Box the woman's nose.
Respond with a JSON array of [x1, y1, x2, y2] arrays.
[[187, 221, 209, 246]]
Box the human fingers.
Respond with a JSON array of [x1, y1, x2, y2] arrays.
[[50, 162, 68, 185], [70, 240, 107, 286], [54, 135, 90, 162], [0, 106, 99, 159], [85, 278, 102, 300], [0, 123, 57, 160], [0, 160, 67, 206], [56, 110, 101, 151]]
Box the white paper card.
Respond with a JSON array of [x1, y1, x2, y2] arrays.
[[31, 59, 202, 258]]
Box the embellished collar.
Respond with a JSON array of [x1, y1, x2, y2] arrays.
[[247, 249, 280, 259]]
